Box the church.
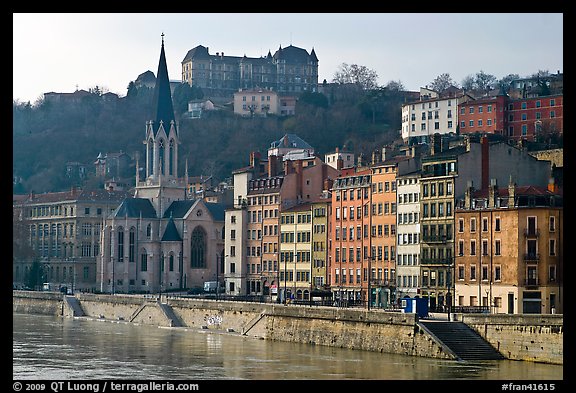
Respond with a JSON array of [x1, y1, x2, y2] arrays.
[[97, 36, 225, 294]]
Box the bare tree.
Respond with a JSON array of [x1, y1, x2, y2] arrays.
[[429, 73, 457, 92], [332, 63, 379, 90]]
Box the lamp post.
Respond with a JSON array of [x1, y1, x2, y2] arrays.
[[216, 253, 219, 301], [284, 253, 288, 305]]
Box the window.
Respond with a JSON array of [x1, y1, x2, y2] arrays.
[[495, 266, 501, 281], [495, 240, 501, 255], [470, 265, 476, 281], [470, 218, 476, 232], [470, 240, 476, 256], [549, 239, 556, 256], [190, 227, 206, 268]]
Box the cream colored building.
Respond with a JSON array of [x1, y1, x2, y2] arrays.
[[233, 88, 280, 117]]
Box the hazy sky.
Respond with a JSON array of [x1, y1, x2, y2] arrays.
[[13, 13, 563, 104]]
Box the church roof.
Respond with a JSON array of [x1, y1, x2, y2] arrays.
[[204, 202, 225, 221], [163, 200, 197, 218], [151, 35, 176, 136], [161, 217, 182, 241], [113, 198, 157, 218]]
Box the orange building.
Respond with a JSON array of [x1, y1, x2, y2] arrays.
[[329, 168, 372, 306], [369, 155, 408, 307]]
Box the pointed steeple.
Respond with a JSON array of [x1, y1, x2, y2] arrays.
[[151, 33, 175, 135]]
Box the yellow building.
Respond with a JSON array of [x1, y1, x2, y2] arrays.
[[280, 203, 313, 301], [455, 179, 563, 314]]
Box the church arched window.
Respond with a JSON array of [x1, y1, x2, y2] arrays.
[[146, 223, 152, 239], [117, 226, 124, 262], [148, 139, 154, 176], [169, 139, 175, 176], [158, 139, 165, 175], [190, 226, 206, 268]]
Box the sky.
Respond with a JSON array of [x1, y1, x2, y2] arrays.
[[13, 13, 563, 104]]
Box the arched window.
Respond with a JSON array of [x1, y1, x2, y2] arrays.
[[141, 248, 148, 272], [169, 253, 174, 271], [169, 139, 175, 176], [117, 226, 124, 262], [190, 226, 206, 268], [129, 227, 136, 262], [146, 223, 152, 239], [158, 139, 165, 175], [148, 139, 154, 176]]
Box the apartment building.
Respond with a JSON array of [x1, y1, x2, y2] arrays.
[[233, 88, 280, 117], [395, 157, 422, 300], [401, 89, 470, 144], [13, 188, 130, 292], [330, 168, 372, 305], [455, 180, 563, 314]]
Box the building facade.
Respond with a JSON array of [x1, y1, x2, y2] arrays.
[[13, 188, 130, 292], [454, 180, 563, 314], [181, 44, 318, 96]]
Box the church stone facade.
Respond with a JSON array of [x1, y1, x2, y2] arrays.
[[97, 37, 225, 294]]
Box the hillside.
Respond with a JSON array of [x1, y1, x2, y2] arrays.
[[12, 86, 404, 194]]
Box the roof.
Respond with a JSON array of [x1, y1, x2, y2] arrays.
[[13, 188, 131, 205], [113, 198, 157, 218], [163, 200, 197, 219], [161, 217, 182, 241], [270, 134, 312, 150], [182, 45, 211, 62], [273, 45, 313, 63], [205, 202, 225, 221]]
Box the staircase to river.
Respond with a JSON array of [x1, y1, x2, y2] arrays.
[[419, 320, 505, 361]]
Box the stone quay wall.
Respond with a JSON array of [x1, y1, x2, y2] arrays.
[[457, 314, 563, 365], [13, 291, 562, 364]]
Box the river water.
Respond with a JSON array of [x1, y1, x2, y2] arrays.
[[13, 312, 563, 382]]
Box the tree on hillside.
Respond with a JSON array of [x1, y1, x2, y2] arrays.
[[332, 63, 379, 90], [429, 73, 458, 92], [498, 74, 520, 92], [384, 80, 405, 92], [173, 83, 204, 117], [462, 70, 497, 93]]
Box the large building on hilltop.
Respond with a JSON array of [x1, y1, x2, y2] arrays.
[[181, 44, 319, 96], [98, 36, 225, 294]]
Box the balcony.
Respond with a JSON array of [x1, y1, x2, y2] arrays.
[[420, 258, 453, 265], [523, 253, 540, 263], [524, 228, 540, 238], [422, 235, 448, 243]]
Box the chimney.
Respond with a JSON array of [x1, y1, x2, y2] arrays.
[[465, 180, 474, 209], [481, 136, 489, 190], [381, 147, 387, 162], [411, 145, 417, 158], [372, 149, 381, 165], [464, 135, 471, 152], [508, 176, 516, 207], [268, 155, 278, 177], [295, 160, 303, 199], [250, 151, 261, 169], [337, 156, 344, 170], [547, 177, 557, 193], [488, 178, 498, 208], [430, 133, 442, 155]]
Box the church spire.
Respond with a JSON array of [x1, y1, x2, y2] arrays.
[[151, 32, 175, 135]]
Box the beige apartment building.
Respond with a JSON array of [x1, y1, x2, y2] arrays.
[[455, 180, 563, 314]]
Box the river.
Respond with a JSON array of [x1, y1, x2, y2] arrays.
[[13, 312, 563, 382]]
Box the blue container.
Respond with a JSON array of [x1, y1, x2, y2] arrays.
[[401, 297, 429, 318]]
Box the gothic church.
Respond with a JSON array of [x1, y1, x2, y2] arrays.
[[98, 36, 225, 293]]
